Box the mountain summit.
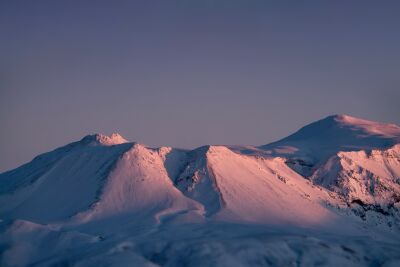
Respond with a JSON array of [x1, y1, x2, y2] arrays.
[[80, 133, 129, 146], [262, 114, 400, 153], [259, 114, 400, 170]]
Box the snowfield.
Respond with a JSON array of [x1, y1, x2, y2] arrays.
[[1, 115, 400, 266]]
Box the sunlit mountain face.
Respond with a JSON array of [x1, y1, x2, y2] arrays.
[[1, 115, 400, 266]]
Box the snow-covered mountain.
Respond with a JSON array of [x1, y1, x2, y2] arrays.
[[259, 114, 400, 173], [260, 115, 400, 207], [1, 115, 400, 266]]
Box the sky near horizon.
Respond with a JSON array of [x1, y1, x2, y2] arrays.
[[1, 0, 400, 172]]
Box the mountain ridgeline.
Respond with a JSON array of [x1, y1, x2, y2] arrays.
[[1, 115, 400, 226]]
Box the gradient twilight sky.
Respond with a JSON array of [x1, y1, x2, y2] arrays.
[[1, 0, 400, 172]]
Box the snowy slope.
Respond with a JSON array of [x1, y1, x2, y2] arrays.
[[0, 134, 132, 223], [176, 146, 338, 226], [74, 143, 204, 226]]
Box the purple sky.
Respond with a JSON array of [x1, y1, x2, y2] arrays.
[[1, 0, 400, 172]]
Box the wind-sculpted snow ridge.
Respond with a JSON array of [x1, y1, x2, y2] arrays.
[[1, 116, 400, 266]]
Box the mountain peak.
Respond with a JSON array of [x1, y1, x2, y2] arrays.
[[327, 113, 350, 120], [81, 133, 129, 146], [326, 114, 361, 123], [259, 114, 400, 169]]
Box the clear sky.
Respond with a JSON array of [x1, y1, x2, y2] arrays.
[[1, 0, 399, 172]]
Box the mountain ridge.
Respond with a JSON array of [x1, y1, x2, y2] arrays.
[[1, 114, 400, 266]]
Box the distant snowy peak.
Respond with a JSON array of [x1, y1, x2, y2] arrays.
[[273, 114, 400, 144], [260, 114, 400, 160], [80, 133, 129, 146], [248, 114, 400, 178]]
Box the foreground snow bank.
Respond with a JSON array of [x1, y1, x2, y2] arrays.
[[1, 221, 400, 267]]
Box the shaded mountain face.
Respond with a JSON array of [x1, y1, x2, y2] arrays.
[[1, 115, 400, 266]]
